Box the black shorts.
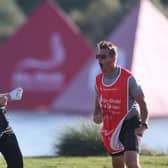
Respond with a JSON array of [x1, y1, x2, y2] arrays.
[[111, 115, 141, 157]]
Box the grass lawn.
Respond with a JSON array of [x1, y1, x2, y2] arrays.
[[0, 156, 168, 168]]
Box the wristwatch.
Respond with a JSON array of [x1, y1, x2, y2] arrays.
[[140, 122, 148, 129]]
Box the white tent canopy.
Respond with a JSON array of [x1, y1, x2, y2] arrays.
[[132, 0, 168, 117]]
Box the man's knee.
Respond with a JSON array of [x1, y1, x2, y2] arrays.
[[113, 161, 125, 168], [112, 155, 125, 168], [124, 151, 141, 168], [125, 161, 140, 168]]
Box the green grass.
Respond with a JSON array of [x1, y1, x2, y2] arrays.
[[0, 156, 168, 168]]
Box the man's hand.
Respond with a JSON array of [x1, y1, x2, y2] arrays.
[[134, 127, 146, 137], [93, 113, 102, 124], [0, 96, 8, 107]]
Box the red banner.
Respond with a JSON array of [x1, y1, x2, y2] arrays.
[[0, 1, 94, 111]]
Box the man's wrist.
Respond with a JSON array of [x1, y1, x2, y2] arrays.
[[140, 122, 148, 129]]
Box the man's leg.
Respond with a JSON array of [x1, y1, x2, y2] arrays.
[[119, 116, 141, 168], [112, 154, 125, 168], [124, 151, 141, 168], [0, 133, 23, 168]]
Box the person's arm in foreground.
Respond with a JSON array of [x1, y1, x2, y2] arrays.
[[93, 97, 102, 124], [134, 93, 149, 137], [0, 96, 8, 107], [0, 87, 23, 101]]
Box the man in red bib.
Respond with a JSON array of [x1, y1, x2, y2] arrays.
[[93, 41, 149, 168]]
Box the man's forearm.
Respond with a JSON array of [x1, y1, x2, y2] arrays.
[[93, 98, 102, 124], [134, 94, 149, 124], [139, 101, 149, 124]]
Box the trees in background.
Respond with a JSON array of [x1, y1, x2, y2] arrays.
[[15, 0, 137, 43], [16, 0, 42, 14], [161, 0, 168, 5], [0, 0, 25, 43], [69, 0, 137, 43], [0, 0, 167, 44]]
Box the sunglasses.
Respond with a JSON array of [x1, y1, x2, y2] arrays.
[[96, 54, 114, 59]]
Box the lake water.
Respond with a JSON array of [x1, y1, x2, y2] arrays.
[[4, 111, 168, 156]]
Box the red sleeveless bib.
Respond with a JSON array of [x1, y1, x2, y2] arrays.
[[96, 67, 131, 154]]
